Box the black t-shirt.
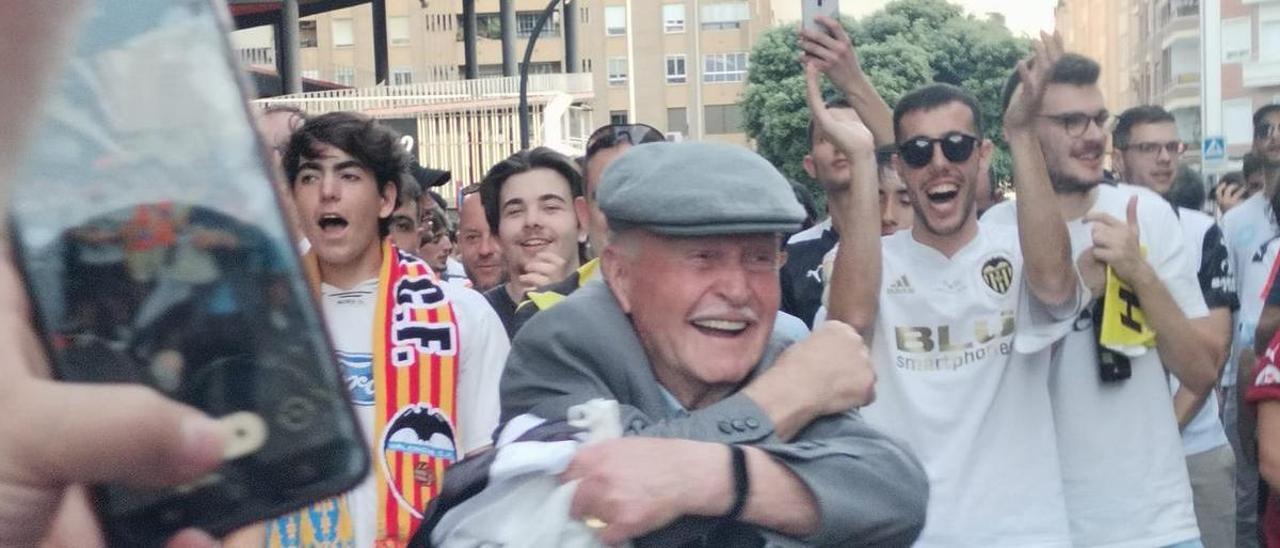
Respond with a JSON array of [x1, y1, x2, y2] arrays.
[[1198, 223, 1240, 311], [482, 285, 519, 339], [779, 222, 838, 328]]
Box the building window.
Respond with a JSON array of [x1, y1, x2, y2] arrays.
[[665, 55, 687, 84], [581, 6, 589, 23], [517, 10, 562, 38], [334, 66, 355, 86], [300, 20, 318, 48], [663, 4, 686, 33], [301, 69, 320, 80], [608, 57, 628, 85], [332, 19, 355, 48], [1224, 97, 1254, 145], [667, 107, 688, 135], [703, 52, 749, 83], [475, 64, 505, 78], [701, 2, 749, 30], [1262, 19, 1280, 60], [611, 111, 629, 126], [1223, 17, 1251, 63], [392, 68, 413, 85], [704, 104, 744, 134], [605, 6, 627, 36], [389, 16, 410, 46], [582, 58, 593, 72], [521, 61, 562, 74]]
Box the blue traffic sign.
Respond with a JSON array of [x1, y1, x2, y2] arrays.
[[1203, 136, 1225, 161]]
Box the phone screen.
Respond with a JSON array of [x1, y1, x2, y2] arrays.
[[7, 0, 367, 543]]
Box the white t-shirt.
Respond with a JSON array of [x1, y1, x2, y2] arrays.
[[985, 183, 1203, 548], [321, 277, 510, 548], [854, 224, 1080, 548], [1222, 193, 1280, 385], [1172, 207, 1231, 456]]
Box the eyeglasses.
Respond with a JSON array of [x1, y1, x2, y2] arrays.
[[1041, 111, 1111, 137], [1121, 141, 1187, 157], [896, 133, 979, 168], [1256, 123, 1279, 140], [585, 123, 666, 159]]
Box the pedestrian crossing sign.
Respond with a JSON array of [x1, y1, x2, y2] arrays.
[[1203, 137, 1225, 161]]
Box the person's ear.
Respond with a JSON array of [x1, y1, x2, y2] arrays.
[[378, 181, 398, 219], [802, 153, 818, 179], [601, 244, 633, 313], [574, 196, 590, 244]]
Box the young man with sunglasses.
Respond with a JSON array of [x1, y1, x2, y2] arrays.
[[1220, 103, 1280, 548], [984, 53, 1214, 548], [1113, 105, 1238, 548], [817, 33, 1084, 546]]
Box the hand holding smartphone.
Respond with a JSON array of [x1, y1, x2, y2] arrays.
[[6, 0, 368, 545]]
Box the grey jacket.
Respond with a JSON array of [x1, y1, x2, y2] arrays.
[[500, 280, 928, 547]]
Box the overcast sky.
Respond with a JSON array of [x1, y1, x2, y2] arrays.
[[773, 0, 1057, 37]]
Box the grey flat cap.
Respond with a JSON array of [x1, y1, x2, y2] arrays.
[[598, 141, 805, 236]]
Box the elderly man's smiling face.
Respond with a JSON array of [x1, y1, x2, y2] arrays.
[[604, 230, 781, 407]]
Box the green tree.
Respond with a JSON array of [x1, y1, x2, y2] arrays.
[[741, 0, 1030, 208]]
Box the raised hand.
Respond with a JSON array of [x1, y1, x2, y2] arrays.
[[1004, 31, 1065, 133], [803, 62, 874, 160], [797, 15, 865, 95]]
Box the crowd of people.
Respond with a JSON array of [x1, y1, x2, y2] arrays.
[[8, 2, 1280, 547]]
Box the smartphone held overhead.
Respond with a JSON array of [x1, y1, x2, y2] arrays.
[[802, 0, 841, 33], [6, 0, 368, 545]]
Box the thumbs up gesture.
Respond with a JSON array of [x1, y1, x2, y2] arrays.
[[1083, 195, 1153, 285]]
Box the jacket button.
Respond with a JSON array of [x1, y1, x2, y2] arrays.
[[745, 418, 760, 430], [718, 421, 733, 434], [731, 419, 747, 432]]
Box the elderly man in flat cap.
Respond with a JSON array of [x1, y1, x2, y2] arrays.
[[499, 141, 929, 547]]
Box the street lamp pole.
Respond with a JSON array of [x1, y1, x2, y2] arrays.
[[518, 0, 567, 151]]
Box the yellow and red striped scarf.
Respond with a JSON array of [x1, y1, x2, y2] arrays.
[[273, 240, 460, 548]]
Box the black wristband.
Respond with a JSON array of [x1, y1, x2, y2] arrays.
[[725, 444, 749, 521]]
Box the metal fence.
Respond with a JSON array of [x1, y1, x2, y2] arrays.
[[253, 73, 595, 205]]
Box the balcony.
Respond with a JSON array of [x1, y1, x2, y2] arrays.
[[254, 72, 595, 115], [1244, 59, 1280, 88], [1154, 0, 1198, 44]]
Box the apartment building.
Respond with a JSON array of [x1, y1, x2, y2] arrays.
[[1056, 0, 1142, 115], [1216, 0, 1280, 160], [232, 0, 779, 147]]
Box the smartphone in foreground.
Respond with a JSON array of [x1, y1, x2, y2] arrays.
[[6, 0, 368, 545], [802, 0, 841, 34]]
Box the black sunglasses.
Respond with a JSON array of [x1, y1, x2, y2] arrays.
[[897, 133, 979, 168], [585, 123, 666, 159], [1256, 123, 1279, 140]]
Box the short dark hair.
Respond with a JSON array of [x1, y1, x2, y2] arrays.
[[1244, 152, 1265, 179], [479, 147, 584, 234], [1168, 165, 1205, 211], [1113, 106, 1176, 149], [1255, 104, 1280, 131], [808, 98, 855, 146], [283, 111, 409, 237], [893, 84, 985, 141], [1001, 53, 1101, 114]]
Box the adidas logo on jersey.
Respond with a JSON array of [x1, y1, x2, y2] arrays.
[[888, 275, 913, 295]]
